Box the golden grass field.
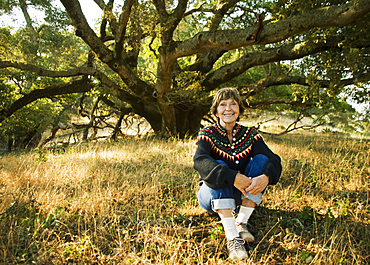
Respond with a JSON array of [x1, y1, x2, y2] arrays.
[[0, 133, 369, 264]]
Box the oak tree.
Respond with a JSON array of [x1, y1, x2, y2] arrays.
[[1, 0, 370, 145]]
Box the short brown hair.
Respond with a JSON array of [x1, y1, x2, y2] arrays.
[[210, 87, 245, 117]]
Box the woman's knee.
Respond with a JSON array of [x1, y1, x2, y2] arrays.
[[253, 154, 269, 164], [245, 154, 269, 177]]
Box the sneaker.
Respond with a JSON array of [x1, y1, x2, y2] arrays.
[[236, 222, 255, 242], [226, 237, 248, 261]]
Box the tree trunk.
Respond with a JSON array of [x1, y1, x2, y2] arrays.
[[174, 103, 210, 137], [157, 97, 177, 136], [156, 51, 177, 136]]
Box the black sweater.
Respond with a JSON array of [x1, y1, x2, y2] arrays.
[[193, 122, 282, 189]]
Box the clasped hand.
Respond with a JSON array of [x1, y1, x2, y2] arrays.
[[234, 173, 269, 197]]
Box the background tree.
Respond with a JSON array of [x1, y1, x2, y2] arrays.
[[1, 0, 370, 148]]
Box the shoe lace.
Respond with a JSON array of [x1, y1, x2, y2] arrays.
[[228, 238, 245, 252]]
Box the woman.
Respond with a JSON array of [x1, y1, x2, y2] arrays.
[[193, 87, 282, 261]]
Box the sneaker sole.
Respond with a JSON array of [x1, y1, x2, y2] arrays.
[[240, 232, 255, 243]]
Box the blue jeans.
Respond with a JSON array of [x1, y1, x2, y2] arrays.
[[197, 154, 269, 214]]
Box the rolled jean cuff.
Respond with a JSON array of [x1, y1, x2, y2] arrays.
[[212, 198, 236, 211], [241, 192, 263, 205]]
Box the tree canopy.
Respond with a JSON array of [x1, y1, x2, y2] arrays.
[[1, 0, 370, 148]]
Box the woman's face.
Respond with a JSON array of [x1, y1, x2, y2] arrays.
[[216, 98, 240, 126]]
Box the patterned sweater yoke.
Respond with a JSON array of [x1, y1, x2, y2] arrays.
[[198, 123, 262, 162]]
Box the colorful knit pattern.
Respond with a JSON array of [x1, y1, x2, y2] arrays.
[[198, 123, 261, 161]]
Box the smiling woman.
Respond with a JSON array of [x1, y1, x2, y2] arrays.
[[216, 98, 240, 130], [193, 87, 282, 261]]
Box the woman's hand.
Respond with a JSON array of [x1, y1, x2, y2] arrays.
[[245, 174, 269, 195], [234, 173, 252, 197]]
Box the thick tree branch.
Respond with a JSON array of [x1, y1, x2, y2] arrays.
[[205, 0, 240, 31], [240, 75, 308, 97], [0, 79, 94, 121], [104, 0, 119, 36], [173, 0, 188, 20], [152, 0, 167, 20], [93, 0, 106, 10], [116, 0, 135, 53], [202, 36, 344, 90], [60, 0, 113, 63], [154, 0, 188, 45], [186, 9, 264, 73], [171, 0, 370, 62], [0, 60, 151, 110], [99, 0, 115, 40], [60, 0, 154, 100], [180, 0, 240, 73], [0, 58, 160, 132], [0, 60, 94, 77], [184, 49, 227, 73]]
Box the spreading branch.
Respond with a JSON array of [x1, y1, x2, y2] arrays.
[[59, 0, 113, 63], [170, 0, 370, 62], [0, 60, 144, 105], [0, 79, 94, 121], [201, 36, 344, 90], [116, 0, 135, 56]]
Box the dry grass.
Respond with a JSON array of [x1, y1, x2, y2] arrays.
[[0, 133, 369, 264]]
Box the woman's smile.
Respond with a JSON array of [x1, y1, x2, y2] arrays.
[[216, 98, 240, 126]]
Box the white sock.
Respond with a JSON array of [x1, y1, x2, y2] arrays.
[[235, 206, 254, 224], [221, 217, 240, 240]]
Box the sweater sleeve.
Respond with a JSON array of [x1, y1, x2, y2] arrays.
[[193, 139, 238, 189], [251, 135, 282, 185]]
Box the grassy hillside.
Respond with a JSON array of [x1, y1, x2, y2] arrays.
[[0, 133, 369, 264]]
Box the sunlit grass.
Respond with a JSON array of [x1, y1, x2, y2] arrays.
[[0, 134, 369, 264]]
